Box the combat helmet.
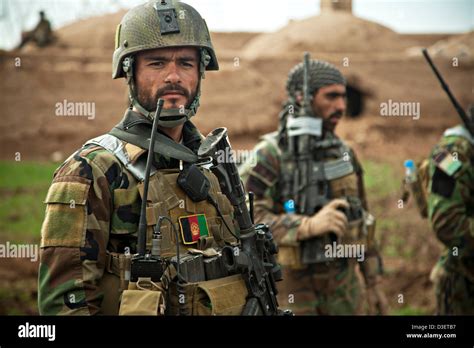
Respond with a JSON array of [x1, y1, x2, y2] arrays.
[[112, 0, 219, 127]]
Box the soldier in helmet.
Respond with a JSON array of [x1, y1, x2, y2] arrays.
[[18, 11, 55, 49], [240, 57, 388, 315], [427, 115, 474, 315], [38, 0, 252, 315]]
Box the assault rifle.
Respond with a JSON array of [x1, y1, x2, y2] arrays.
[[199, 127, 289, 315]]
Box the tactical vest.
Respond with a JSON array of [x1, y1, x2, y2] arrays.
[[267, 133, 375, 269], [85, 134, 248, 315]]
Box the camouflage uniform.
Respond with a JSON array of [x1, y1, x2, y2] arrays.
[[38, 1, 251, 316], [428, 125, 474, 315], [240, 59, 383, 315], [38, 115, 222, 315], [242, 133, 375, 314]]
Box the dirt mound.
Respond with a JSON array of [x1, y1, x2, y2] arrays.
[[22, 10, 258, 62], [57, 10, 126, 52], [429, 31, 474, 66], [243, 12, 414, 59], [196, 63, 277, 135]]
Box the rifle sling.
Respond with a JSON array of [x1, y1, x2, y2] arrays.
[[109, 126, 198, 163]]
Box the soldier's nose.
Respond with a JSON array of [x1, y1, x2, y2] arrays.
[[336, 98, 346, 113], [164, 65, 181, 84]]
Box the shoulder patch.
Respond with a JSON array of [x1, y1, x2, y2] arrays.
[[432, 149, 462, 177], [41, 180, 91, 248]]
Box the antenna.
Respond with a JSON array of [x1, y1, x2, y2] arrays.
[[137, 98, 165, 256]]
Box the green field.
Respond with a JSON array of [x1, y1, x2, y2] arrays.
[[0, 161, 59, 243]]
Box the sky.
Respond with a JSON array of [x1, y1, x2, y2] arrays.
[[0, 0, 472, 50]]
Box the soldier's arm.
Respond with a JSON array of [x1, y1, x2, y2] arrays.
[[38, 148, 114, 315], [428, 138, 474, 248], [351, 149, 383, 286], [241, 140, 304, 244]]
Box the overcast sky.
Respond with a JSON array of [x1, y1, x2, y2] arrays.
[[0, 0, 472, 50]]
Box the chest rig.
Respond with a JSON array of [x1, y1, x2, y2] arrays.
[[276, 130, 370, 268], [85, 133, 246, 315]]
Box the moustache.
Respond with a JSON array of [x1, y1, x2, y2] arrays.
[[156, 84, 190, 100], [329, 111, 343, 119]]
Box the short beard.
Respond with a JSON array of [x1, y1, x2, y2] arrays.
[[323, 110, 343, 133], [136, 83, 196, 111]]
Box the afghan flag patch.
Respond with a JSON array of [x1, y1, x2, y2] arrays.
[[179, 214, 210, 245], [433, 150, 462, 176]]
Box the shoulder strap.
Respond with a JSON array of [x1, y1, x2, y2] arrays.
[[84, 134, 150, 181], [109, 126, 199, 163]]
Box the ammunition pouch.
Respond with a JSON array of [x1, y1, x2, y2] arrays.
[[166, 274, 248, 315], [119, 259, 248, 316], [119, 278, 166, 315]]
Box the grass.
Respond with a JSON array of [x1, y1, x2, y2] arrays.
[[0, 279, 38, 315], [0, 160, 59, 242], [391, 306, 431, 315], [0, 161, 59, 190], [362, 160, 400, 198]]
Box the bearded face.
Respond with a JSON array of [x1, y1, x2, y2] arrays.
[[134, 47, 199, 112]]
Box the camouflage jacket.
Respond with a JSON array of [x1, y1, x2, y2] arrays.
[[240, 131, 379, 281], [38, 110, 203, 315], [428, 125, 474, 281]]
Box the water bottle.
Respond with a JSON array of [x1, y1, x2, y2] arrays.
[[404, 159, 417, 184], [283, 199, 295, 214], [403, 159, 427, 217]]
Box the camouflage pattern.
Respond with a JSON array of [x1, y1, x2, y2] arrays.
[[112, 0, 218, 79], [427, 125, 474, 315], [277, 260, 363, 315], [38, 116, 203, 315], [240, 131, 380, 315]]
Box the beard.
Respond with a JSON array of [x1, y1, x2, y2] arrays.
[[323, 110, 343, 132], [136, 83, 196, 111]]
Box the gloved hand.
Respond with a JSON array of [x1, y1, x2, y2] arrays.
[[296, 198, 349, 241]]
